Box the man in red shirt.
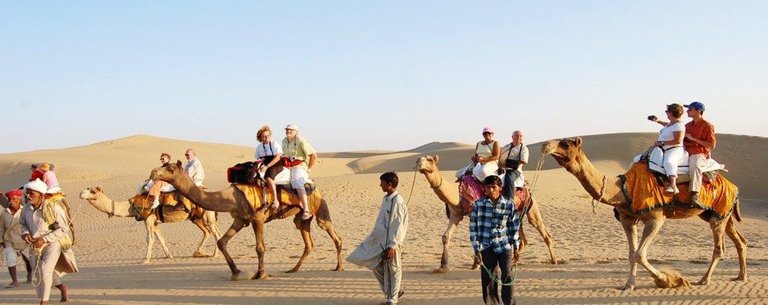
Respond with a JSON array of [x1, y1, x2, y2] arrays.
[[683, 102, 716, 205]]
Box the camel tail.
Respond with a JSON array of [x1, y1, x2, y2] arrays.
[[733, 197, 742, 223]]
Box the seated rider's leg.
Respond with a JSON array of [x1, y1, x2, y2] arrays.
[[267, 177, 279, 209], [149, 181, 164, 209]]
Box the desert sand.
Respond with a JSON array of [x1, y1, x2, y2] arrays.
[[1, 133, 766, 305]]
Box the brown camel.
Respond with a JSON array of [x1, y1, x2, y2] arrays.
[[79, 187, 222, 264], [150, 161, 343, 280], [541, 137, 747, 290], [416, 155, 557, 273]]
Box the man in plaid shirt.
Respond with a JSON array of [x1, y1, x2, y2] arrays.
[[470, 175, 521, 305]]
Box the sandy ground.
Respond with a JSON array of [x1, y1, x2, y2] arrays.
[[1, 133, 766, 304]]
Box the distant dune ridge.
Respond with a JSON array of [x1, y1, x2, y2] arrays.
[[0, 132, 766, 304], [1, 132, 765, 199]]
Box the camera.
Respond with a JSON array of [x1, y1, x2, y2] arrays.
[[49, 222, 60, 230], [647, 115, 657, 121]]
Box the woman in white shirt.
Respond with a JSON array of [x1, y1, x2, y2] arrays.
[[471, 127, 501, 181], [255, 126, 284, 210], [649, 104, 685, 194]]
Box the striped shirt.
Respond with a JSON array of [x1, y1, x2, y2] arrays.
[[469, 195, 521, 254]]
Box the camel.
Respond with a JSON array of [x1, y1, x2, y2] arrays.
[[79, 187, 222, 264], [416, 155, 557, 273], [150, 161, 343, 280], [541, 137, 747, 290]]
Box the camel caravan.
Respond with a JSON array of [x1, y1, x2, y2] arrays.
[[3, 105, 749, 303]]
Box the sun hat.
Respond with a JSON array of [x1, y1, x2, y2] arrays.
[[482, 127, 494, 134], [285, 124, 299, 131]]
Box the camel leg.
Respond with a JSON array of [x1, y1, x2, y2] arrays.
[[525, 199, 557, 264], [191, 219, 211, 258], [206, 211, 223, 258], [251, 218, 271, 279], [635, 218, 689, 288], [724, 216, 747, 282], [698, 217, 727, 285], [316, 217, 344, 271], [435, 216, 461, 273], [142, 219, 154, 264], [218, 217, 250, 280], [287, 219, 314, 273], [620, 217, 639, 290]]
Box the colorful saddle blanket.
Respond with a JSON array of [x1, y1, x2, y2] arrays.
[[458, 175, 531, 215], [234, 184, 322, 215], [620, 162, 738, 218]]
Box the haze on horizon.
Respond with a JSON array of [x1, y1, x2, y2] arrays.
[[2, 1, 767, 154]]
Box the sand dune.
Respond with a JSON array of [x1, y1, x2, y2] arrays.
[[0, 133, 766, 304]]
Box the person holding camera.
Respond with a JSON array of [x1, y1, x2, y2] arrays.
[[499, 130, 529, 199], [282, 124, 317, 220], [648, 104, 685, 194]]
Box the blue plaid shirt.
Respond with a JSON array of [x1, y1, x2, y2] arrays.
[[469, 195, 521, 254]]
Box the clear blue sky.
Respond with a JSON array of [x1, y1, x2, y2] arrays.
[[2, 1, 766, 153]]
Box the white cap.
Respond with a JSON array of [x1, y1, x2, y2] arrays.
[[285, 124, 299, 131], [24, 179, 48, 194], [46, 186, 62, 195]]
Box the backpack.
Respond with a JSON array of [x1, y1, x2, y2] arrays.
[[41, 198, 73, 251]]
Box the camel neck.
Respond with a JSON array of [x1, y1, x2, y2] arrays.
[[570, 154, 625, 207], [92, 196, 135, 217], [167, 173, 238, 213], [426, 172, 459, 206]]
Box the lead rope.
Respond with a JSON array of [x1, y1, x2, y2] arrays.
[[31, 246, 43, 287], [475, 153, 547, 287], [590, 176, 607, 214]]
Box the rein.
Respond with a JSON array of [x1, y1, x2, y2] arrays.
[[591, 175, 607, 214]]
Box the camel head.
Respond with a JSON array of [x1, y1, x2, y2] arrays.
[[151, 160, 184, 182], [417, 155, 440, 175], [541, 137, 584, 173], [79, 186, 104, 206]]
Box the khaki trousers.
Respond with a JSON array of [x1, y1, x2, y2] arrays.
[[688, 154, 707, 192]]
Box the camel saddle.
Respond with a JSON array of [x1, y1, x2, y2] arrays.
[[458, 175, 530, 216], [234, 184, 322, 217], [130, 192, 201, 222], [619, 162, 738, 219]]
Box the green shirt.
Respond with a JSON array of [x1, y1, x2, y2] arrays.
[[282, 136, 315, 163]]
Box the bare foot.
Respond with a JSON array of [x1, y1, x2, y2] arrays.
[[57, 284, 68, 302], [5, 282, 19, 288]]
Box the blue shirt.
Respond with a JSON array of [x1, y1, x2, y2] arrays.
[[469, 195, 521, 254]]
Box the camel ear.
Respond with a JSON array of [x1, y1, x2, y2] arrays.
[[95, 186, 102, 192], [575, 137, 583, 147], [434, 155, 440, 164], [176, 160, 183, 168]]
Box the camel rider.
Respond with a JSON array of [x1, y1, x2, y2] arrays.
[[282, 124, 317, 220], [499, 130, 529, 199], [149, 153, 175, 210], [683, 102, 716, 205], [20, 179, 77, 304], [184, 149, 206, 187]]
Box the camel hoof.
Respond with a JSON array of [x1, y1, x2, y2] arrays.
[[253, 271, 271, 280], [333, 266, 344, 271], [655, 269, 690, 288], [231, 271, 255, 281], [285, 268, 299, 274], [141, 259, 151, 265], [192, 251, 206, 258], [732, 275, 746, 282], [621, 284, 635, 291], [432, 267, 450, 274]]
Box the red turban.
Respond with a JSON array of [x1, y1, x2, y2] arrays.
[[5, 189, 23, 198]]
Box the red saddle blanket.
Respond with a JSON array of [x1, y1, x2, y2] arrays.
[[621, 162, 738, 218], [458, 175, 530, 215]]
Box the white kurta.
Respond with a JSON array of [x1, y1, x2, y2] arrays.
[[346, 191, 409, 270], [19, 201, 78, 301]]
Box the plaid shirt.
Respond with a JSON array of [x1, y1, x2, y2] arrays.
[[469, 195, 521, 254]]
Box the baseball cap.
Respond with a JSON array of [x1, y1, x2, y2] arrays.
[[684, 101, 705, 111]]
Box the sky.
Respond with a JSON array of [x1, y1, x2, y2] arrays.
[[2, 1, 767, 154]]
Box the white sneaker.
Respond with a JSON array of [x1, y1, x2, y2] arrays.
[[301, 211, 312, 220], [270, 201, 280, 210], [151, 200, 160, 209], [672, 186, 680, 194]]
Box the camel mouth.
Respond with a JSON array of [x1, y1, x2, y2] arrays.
[[418, 168, 431, 174]]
